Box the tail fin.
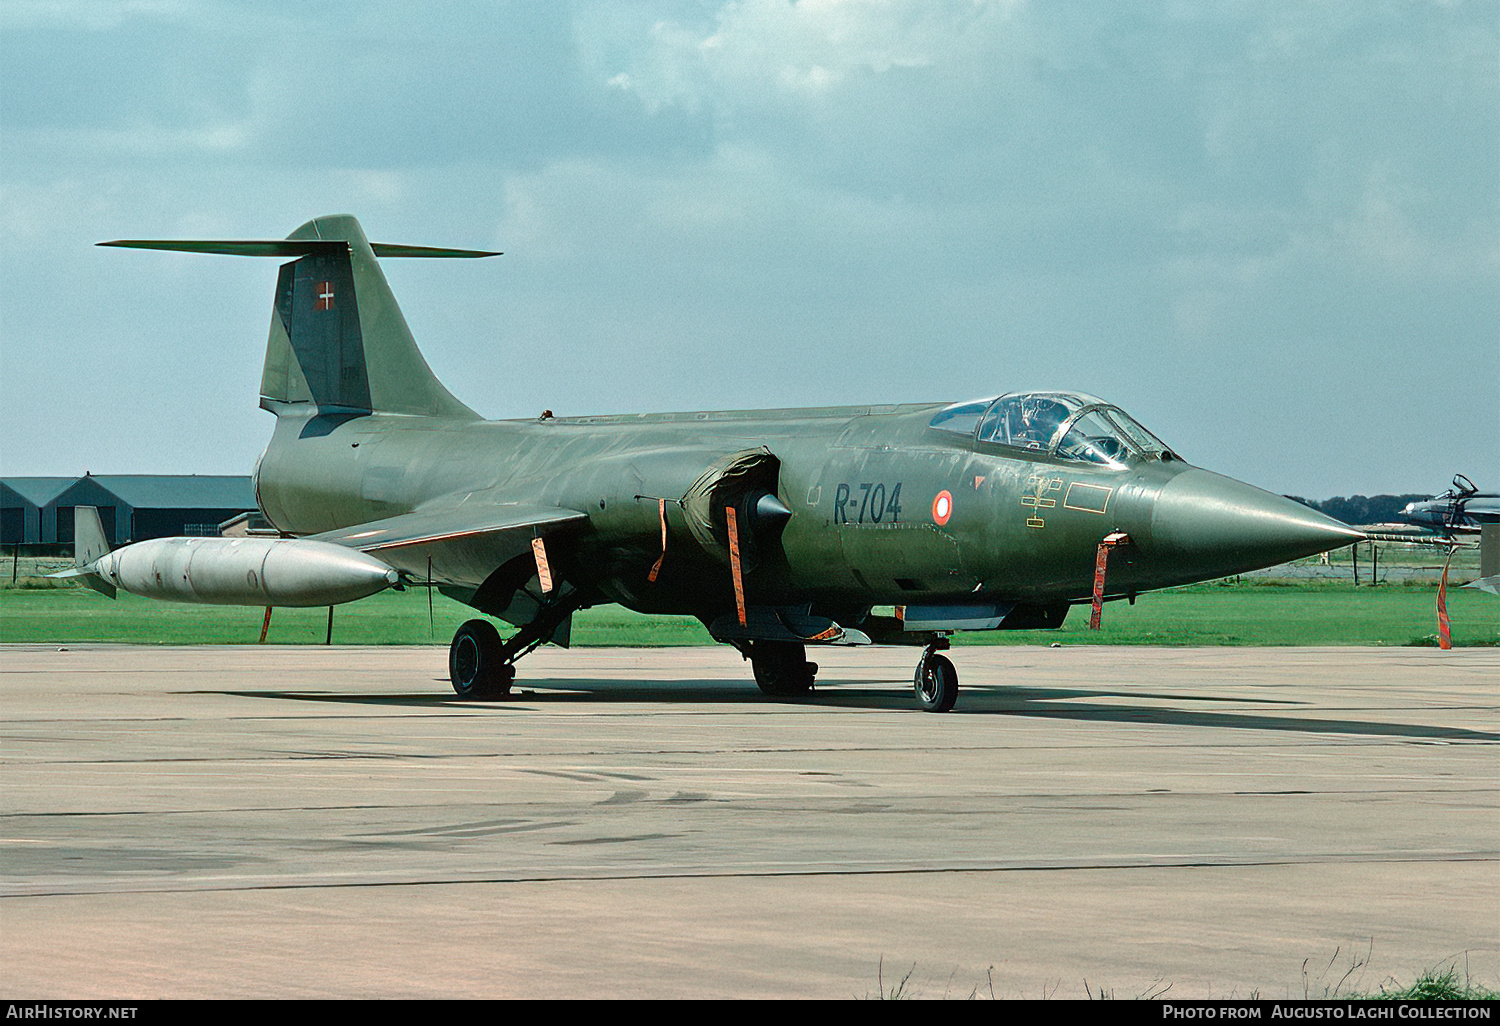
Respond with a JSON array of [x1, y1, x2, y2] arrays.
[[59, 507, 116, 598], [74, 506, 112, 568], [100, 215, 497, 420], [259, 215, 481, 418]]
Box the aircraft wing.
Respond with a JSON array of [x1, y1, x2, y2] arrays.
[[310, 503, 589, 589]]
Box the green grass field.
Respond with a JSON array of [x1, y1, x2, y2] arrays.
[[1, 579, 1494, 647]]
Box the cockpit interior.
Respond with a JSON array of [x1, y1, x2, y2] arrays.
[[929, 392, 1175, 468]]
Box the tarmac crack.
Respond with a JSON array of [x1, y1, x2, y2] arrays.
[[4, 850, 1496, 899]]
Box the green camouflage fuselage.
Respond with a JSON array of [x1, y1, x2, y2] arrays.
[[256, 402, 1208, 627]]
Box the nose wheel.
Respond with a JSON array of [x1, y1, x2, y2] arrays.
[[913, 642, 958, 712]]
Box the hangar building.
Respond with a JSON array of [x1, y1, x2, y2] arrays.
[[0, 474, 255, 547], [0, 477, 75, 548]]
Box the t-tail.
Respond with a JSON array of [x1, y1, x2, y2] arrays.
[[99, 215, 496, 421]]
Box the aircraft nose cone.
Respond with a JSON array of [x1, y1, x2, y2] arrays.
[[1149, 468, 1365, 577]]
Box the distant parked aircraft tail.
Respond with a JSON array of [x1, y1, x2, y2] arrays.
[[48, 506, 116, 598]]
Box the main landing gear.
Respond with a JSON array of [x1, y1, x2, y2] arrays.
[[744, 639, 818, 698], [913, 638, 958, 713], [449, 619, 515, 699], [448, 602, 578, 700]]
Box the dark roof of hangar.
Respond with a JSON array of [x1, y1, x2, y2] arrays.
[[1, 477, 77, 508], [7, 475, 255, 510], [66, 475, 255, 510]]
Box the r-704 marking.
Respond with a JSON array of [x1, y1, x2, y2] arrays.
[[834, 482, 903, 524]]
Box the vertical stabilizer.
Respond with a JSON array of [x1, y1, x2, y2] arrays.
[[258, 215, 480, 420], [72, 507, 116, 598], [73, 506, 111, 567]]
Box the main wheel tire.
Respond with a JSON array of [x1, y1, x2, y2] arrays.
[[748, 640, 816, 698], [913, 652, 958, 712], [449, 619, 514, 699]]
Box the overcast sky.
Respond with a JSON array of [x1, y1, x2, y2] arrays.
[[3, 0, 1496, 498]]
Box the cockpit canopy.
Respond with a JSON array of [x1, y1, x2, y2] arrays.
[[928, 391, 1174, 468]]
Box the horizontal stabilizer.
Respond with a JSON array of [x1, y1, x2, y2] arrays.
[[369, 243, 501, 259], [99, 240, 500, 258]]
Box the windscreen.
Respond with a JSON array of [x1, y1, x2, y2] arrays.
[[930, 392, 1174, 466], [927, 398, 991, 437]]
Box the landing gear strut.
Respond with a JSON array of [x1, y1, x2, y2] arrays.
[[745, 640, 818, 698], [913, 639, 958, 713]]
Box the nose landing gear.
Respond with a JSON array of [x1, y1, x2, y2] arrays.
[[913, 639, 958, 712]]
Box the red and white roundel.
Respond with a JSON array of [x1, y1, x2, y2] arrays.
[[932, 490, 954, 525]]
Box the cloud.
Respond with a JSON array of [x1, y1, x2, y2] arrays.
[[588, 0, 1025, 110], [1, 0, 1495, 494]]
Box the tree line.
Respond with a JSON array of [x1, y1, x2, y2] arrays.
[[1284, 493, 1430, 526]]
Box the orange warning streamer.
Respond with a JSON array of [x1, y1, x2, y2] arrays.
[[1089, 531, 1131, 631], [726, 505, 747, 627], [648, 498, 668, 583], [1437, 545, 1454, 650], [531, 536, 554, 594]]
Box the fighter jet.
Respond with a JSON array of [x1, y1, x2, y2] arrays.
[[81, 214, 1363, 711], [1357, 474, 1498, 562], [1397, 475, 1500, 537]]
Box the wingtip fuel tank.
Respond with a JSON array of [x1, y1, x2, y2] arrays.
[[76, 536, 399, 607]]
